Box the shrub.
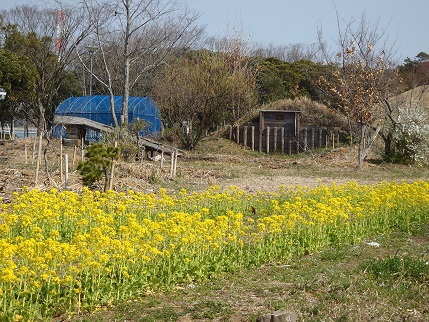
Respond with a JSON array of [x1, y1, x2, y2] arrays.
[[102, 120, 150, 161], [77, 142, 120, 191], [391, 102, 429, 165]]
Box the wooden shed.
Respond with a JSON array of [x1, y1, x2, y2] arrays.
[[229, 110, 329, 154]]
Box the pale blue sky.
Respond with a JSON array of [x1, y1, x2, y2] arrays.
[[185, 0, 428, 63], [1, 0, 427, 63]]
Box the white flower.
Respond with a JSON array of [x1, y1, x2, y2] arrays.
[[366, 241, 380, 247]]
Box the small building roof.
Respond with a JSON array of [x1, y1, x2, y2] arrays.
[[53, 115, 115, 133]]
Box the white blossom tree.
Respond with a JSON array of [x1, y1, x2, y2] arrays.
[[390, 100, 429, 164]]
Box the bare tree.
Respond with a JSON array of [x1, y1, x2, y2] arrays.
[[203, 35, 321, 63], [78, 0, 203, 127], [318, 12, 399, 168], [75, 2, 121, 128], [250, 42, 321, 62], [1, 4, 91, 132]]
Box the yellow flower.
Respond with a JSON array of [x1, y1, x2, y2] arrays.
[[0, 223, 9, 235], [13, 314, 24, 322], [21, 215, 32, 226], [1, 268, 19, 283], [5, 214, 18, 226], [50, 230, 60, 239], [32, 226, 43, 235]]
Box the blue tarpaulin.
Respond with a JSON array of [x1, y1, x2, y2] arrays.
[[54, 95, 162, 139]]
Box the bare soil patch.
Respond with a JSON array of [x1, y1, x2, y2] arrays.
[[0, 135, 428, 201]]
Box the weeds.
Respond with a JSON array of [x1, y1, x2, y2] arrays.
[[364, 254, 429, 284]]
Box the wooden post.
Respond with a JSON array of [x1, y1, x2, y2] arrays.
[[266, 126, 270, 154], [273, 127, 278, 152], [288, 138, 292, 155], [295, 112, 301, 153], [60, 139, 63, 181], [281, 127, 285, 153], [81, 138, 85, 162], [259, 111, 264, 153], [332, 133, 335, 150], [311, 128, 315, 149], [24, 144, 28, 164], [251, 126, 255, 151], [243, 126, 248, 148], [32, 135, 36, 165], [228, 125, 233, 140], [108, 141, 117, 191], [72, 146, 77, 166], [160, 146, 164, 169], [169, 150, 175, 178], [236, 125, 240, 144], [173, 149, 179, 178], [64, 154, 69, 190]]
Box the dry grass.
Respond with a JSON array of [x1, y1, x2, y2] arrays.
[[1, 133, 429, 201]]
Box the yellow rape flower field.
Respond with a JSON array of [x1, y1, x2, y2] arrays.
[[1, 180, 429, 321]]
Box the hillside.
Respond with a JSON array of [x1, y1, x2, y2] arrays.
[[389, 85, 429, 108]]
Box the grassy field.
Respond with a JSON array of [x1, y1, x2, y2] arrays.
[[62, 225, 429, 322], [1, 136, 429, 321], [60, 139, 429, 322]]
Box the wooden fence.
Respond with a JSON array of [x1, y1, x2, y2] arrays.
[[227, 124, 340, 154]]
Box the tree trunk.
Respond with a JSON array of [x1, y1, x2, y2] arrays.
[[383, 132, 393, 161], [121, 55, 130, 125], [34, 133, 43, 185], [121, 0, 131, 126], [109, 92, 119, 129], [103, 167, 109, 192], [357, 120, 364, 168], [108, 141, 117, 191], [34, 109, 45, 185], [10, 118, 15, 139], [358, 124, 382, 167]]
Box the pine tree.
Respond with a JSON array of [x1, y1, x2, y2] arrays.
[[77, 143, 120, 191]]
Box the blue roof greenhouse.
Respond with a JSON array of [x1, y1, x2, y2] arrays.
[[53, 95, 162, 141]]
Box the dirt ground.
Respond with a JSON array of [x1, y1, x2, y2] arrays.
[[0, 136, 427, 202]]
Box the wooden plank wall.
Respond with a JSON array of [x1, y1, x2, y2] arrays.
[[228, 125, 339, 154]]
